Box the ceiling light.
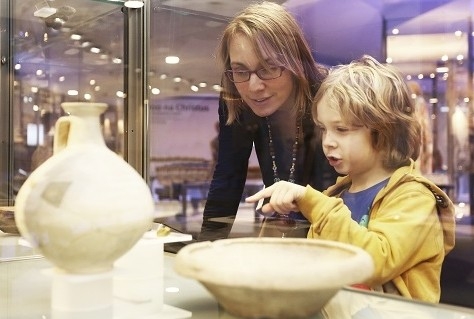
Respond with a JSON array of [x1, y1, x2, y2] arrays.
[[34, 7, 57, 18], [165, 56, 180, 64], [124, 0, 144, 8]]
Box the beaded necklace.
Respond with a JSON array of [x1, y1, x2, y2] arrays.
[[265, 113, 301, 183]]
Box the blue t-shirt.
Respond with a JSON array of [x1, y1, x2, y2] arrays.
[[341, 178, 389, 226]]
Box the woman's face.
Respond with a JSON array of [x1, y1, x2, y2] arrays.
[[228, 33, 295, 117]]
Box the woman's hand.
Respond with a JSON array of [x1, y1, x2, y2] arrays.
[[245, 181, 307, 215]]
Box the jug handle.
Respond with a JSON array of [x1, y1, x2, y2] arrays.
[[54, 116, 75, 154]]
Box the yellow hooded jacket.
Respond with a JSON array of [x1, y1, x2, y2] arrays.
[[298, 160, 456, 303]]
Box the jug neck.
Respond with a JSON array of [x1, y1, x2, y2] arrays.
[[57, 102, 109, 150], [67, 114, 106, 146]]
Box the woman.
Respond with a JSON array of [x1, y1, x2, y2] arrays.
[[199, 1, 337, 240]]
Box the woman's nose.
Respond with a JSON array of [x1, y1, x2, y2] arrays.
[[247, 73, 265, 91]]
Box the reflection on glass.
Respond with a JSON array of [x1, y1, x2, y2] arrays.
[[1, 0, 472, 312], [386, 18, 470, 208], [12, 1, 125, 194]]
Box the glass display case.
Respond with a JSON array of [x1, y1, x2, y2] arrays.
[[0, 0, 473, 315]]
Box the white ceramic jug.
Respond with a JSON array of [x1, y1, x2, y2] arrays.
[[15, 102, 154, 274]]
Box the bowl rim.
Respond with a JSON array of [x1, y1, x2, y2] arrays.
[[174, 237, 374, 290]]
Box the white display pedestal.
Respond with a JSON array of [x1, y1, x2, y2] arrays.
[[48, 230, 193, 319], [113, 231, 192, 319], [51, 269, 114, 319]]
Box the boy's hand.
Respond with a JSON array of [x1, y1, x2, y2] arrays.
[[245, 181, 306, 215]]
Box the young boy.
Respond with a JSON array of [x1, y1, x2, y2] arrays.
[[246, 55, 455, 303]]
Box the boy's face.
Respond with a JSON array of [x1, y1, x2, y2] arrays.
[[315, 95, 386, 186]]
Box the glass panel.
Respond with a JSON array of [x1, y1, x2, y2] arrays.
[[11, 0, 125, 196], [149, 3, 242, 231], [386, 4, 473, 310], [386, 15, 471, 209], [0, 0, 472, 313], [150, 0, 474, 311]]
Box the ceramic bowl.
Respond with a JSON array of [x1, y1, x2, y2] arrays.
[[174, 237, 374, 319]]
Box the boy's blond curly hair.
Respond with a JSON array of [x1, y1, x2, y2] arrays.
[[313, 55, 421, 169]]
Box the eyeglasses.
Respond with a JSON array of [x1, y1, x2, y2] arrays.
[[225, 66, 285, 83]]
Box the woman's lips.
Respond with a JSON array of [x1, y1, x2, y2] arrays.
[[248, 97, 273, 116], [252, 96, 270, 103]]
